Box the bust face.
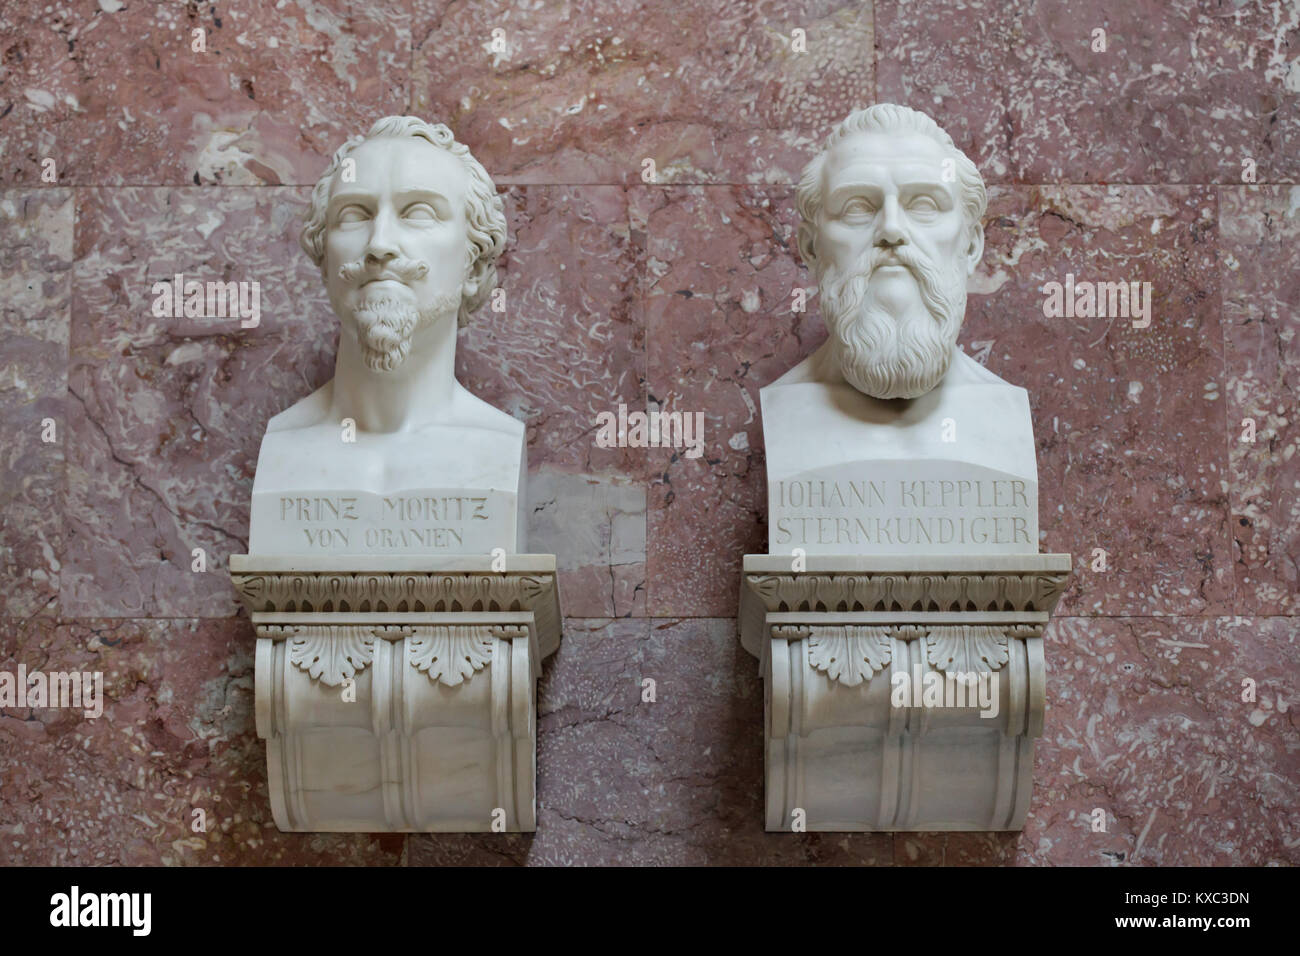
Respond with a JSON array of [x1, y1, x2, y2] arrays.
[[811, 128, 982, 399], [322, 136, 472, 371], [817, 130, 975, 298]]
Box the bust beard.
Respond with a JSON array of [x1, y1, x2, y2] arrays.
[[350, 289, 462, 372], [819, 244, 969, 400]]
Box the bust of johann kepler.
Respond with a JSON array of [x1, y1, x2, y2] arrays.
[[248, 116, 525, 556], [762, 104, 1040, 555]]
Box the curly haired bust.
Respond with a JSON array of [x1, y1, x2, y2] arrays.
[[247, 117, 526, 555]]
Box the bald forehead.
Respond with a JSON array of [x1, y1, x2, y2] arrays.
[[822, 130, 953, 195]]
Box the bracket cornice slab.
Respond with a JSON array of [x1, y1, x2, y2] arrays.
[[740, 553, 1071, 658], [231, 554, 562, 659]]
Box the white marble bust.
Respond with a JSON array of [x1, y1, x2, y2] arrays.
[[763, 104, 1038, 554], [249, 116, 525, 555]]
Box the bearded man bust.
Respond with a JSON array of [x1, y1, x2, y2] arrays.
[[740, 105, 1069, 833], [248, 115, 525, 556], [761, 103, 1039, 555]]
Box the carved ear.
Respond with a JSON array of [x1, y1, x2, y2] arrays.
[[462, 273, 480, 300], [796, 221, 817, 271], [965, 221, 985, 276]]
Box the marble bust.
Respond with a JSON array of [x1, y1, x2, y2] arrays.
[[234, 118, 560, 833], [763, 103, 1038, 554], [248, 116, 525, 555], [740, 105, 1070, 832]]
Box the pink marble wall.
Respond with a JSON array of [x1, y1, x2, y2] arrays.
[[1, 0, 1295, 866]]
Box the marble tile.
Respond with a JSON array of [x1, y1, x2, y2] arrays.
[[0, 617, 403, 865], [941, 832, 1021, 866], [412, 0, 873, 184], [409, 618, 895, 864], [0, 2, 409, 186], [65, 187, 335, 617], [891, 830, 1020, 866], [972, 185, 1230, 616], [1024, 616, 1299, 866], [460, 185, 650, 614], [875, 0, 1300, 184], [1220, 186, 1300, 615], [642, 186, 817, 617], [461, 186, 647, 478], [0, 189, 72, 618], [893, 831, 948, 866], [527, 469, 646, 618]]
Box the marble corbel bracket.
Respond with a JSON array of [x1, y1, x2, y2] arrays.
[[738, 554, 1071, 832], [230, 554, 562, 833]]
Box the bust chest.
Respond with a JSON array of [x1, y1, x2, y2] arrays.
[[248, 421, 526, 555]]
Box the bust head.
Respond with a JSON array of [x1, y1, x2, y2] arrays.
[[796, 105, 987, 399], [301, 116, 506, 372]]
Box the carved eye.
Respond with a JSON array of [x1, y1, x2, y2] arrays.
[[841, 197, 876, 219], [403, 202, 439, 221], [336, 204, 369, 224], [908, 195, 940, 215]]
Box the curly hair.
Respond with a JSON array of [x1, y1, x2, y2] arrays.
[[795, 104, 987, 277], [300, 116, 506, 328]]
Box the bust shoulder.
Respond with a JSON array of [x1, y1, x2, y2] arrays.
[[266, 381, 334, 432], [252, 376, 525, 497], [942, 348, 1014, 388], [447, 383, 525, 439], [261, 379, 523, 440]]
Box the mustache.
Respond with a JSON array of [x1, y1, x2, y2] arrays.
[[872, 242, 925, 273], [846, 243, 935, 289], [824, 243, 964, 326], [338, 256, 430, 284]]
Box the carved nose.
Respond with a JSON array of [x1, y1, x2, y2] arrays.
[[365, 211, 401, 263], [876, 196, 906, 246]]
